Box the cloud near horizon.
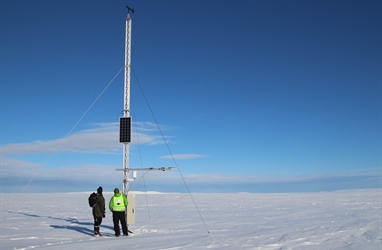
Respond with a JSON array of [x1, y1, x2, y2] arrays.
[[0, 122, 174, 155], [1, 158, 379, 193], [1, 122, 380, 193], [0, 121, 210, 192]]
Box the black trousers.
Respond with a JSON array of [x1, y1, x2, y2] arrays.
[[112, 211, 128, 236], [93, 214, 103, 234]]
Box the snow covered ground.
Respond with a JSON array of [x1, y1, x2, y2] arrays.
[[0, 189, 381, 250]]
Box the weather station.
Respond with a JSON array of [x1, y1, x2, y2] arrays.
[[115, 5, 174, 229]]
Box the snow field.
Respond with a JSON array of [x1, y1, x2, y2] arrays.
[[0, 190, 381, 249]]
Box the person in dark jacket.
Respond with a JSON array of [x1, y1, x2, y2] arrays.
[[109, 188, 128, 236], [93, 186, 106, 236]]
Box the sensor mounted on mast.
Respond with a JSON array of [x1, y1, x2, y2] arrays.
[[126, 5, 134, 14]]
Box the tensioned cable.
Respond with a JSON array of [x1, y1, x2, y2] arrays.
[[21, 67, 124, 192], [131, 97, 152, 220], [131, 67, 210, 235]]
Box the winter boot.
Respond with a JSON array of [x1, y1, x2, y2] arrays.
[[97, 226, 103, 236]]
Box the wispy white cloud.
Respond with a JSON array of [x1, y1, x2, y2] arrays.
[[127, 168, 382, 186], [133, 121, 174, 145], [0, 121, 205, 191], [0, 122, 168, 155], [1, 156, 380, 192], [2, 151, 379, 186], [1, 122, 379, 193], [0, 158, 42, 177], [1, 156, 120, 183], [160, 154, 207, 160]]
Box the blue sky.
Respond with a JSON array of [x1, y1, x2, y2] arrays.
[[1, 0, 381, 193]]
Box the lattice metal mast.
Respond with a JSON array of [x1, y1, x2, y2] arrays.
[[121, 6, 134, 196], [117, 6, 174, 228]]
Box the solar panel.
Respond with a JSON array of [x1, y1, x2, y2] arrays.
[[119, 117, 132, 143]]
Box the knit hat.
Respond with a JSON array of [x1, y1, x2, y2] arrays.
[[114, 188, 120, 194], [97, 186, 103, 194]]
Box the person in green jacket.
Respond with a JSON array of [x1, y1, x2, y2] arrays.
[[93, 186, 105, 236], [109, 188, 128, 236]]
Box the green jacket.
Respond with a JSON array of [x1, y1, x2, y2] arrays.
[[93, 194, 105, 217], [109, 193, 128, 212]]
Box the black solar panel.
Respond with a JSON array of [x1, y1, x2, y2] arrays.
[[119, 117, 132, 143]]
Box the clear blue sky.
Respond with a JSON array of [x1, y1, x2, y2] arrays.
[[1, 0, 381, 193]]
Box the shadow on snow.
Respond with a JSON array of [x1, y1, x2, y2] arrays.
[[6, 210, 114, 236]]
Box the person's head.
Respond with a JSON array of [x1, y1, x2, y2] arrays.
[[114, 188, 120, 194], [97, 186, 103, 194]]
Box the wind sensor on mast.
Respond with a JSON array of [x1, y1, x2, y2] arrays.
[[126, 5, 134, 14]]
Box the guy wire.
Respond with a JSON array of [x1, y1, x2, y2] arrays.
[[131, 67, 210, 235], [21, 67, 124, 192], [131, 98, 152, 220]]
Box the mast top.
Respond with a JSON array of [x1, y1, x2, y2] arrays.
[[126, 5, 134, 16]]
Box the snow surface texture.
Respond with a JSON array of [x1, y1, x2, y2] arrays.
[[0, 190, 381, 250]]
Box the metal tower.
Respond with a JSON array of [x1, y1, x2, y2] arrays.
[[122, 6, 133, 196], [117, 6, 173, 228]]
